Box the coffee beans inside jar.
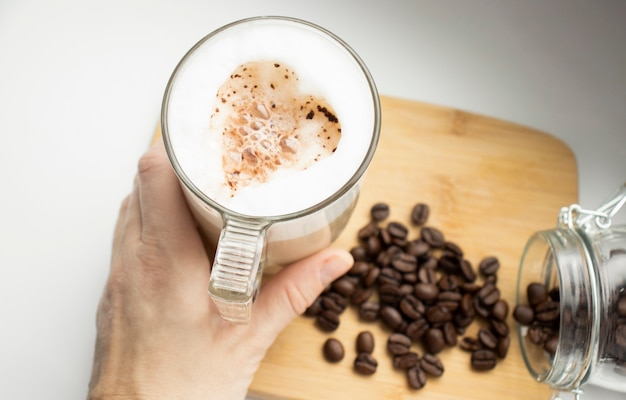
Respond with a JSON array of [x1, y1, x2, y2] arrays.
[[304, 201, 512, 391]]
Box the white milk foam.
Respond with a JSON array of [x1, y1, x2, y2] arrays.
[[167, 19, 375, 217]]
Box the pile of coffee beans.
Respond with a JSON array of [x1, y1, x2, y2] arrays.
[[304, 202, 511, 390]]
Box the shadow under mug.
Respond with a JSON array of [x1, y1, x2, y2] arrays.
[[161, 16, 381, 323]]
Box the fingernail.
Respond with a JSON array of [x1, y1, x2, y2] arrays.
[[320, 250, 354, 287]]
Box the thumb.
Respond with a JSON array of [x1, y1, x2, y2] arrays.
[[251, 247, 353, 339]]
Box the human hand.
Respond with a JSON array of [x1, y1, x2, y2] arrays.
[[87, 140, 353, 400]]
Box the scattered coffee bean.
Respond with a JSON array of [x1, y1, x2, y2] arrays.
[[421, 227, 445, 248], [459, 336, 481, 352], [393, 352, 419, 369], [478, 328, 498, 350], [387, 333, 412, 355], [420, 353, 444, 376], [411, 203, 430, 226], [491, 299, 509, 321], [316, 310, 340, 332], [357, 331, 375, 354], [354, 352, 378, 375], [471, 349, 497, 371], [370, 202, 390, 221], [423, 328, 446, 354], [407, 366, 427, 389], [478, 256, 500, 276], [359, 301, 380, 321], [323, 338, 345, 362]]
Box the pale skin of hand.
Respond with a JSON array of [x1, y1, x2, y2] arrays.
[[87, 141, 353, 400]]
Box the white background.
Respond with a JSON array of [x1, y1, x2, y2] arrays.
[[0, 1, 624, 399]]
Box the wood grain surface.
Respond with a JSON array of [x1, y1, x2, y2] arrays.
[[155, 96, 578, 399]]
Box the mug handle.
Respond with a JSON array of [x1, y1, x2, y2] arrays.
[[208, 216, 269, 323]]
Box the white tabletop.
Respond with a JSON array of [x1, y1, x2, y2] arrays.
[[1, 1, 624, 399]]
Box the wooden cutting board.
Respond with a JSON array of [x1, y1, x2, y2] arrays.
[[155, 95, 578, 399]]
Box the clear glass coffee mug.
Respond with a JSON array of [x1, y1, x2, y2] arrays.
[[161, 17, 381, 323], [517, 183, 626, 399]]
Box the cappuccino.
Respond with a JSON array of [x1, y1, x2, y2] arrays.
[[165, 18, 376, 217]]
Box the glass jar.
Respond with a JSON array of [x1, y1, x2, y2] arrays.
[[516, 183, 626, 399]]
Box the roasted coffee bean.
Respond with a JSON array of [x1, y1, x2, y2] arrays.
[[461, 282, 481, 294], [323, 338, 345, 362], [316, 310, 340, 332], [379, 227, 393, 246], [527, 282, 548, 307], [420, 256, 438, 270], [305, 297, 323, 317], [351, 286, 373, 305], [459, 293, 475, 317], [491, 299, 509, 321], [358, 221, 379, 240], [423, 328, 446, 354], [459, 336, 481, 352], [459, 259, 477, 282], [496, 336, 510, 358], [366, 235, 383, 256], [411, 203, 430, 226], [454, 313, 474, 329], [406, 239, 431, 258], [417, 266, 437, 284], [331, 276, 356, 297], [387, 222, 409, 240], [421, 227, 445, 248], [363, 266, 380, 287], [387, 333, 412, 355], [437, 274, 459, 292], [407, 366, 427, 389], [357, 331, 375, 354], [406, 318, 429, 341], [399, 283, 415, 296], [478, 328, 498, 349], [544, 335, 559, 356], [420, 353, 444, 377], [535, 300, 560, 322], [491, 319, 510, 337], [392, 252, 418, 273], [381, 306, 404, 330], [549, 287, 560, 302], [473, 296, 491, 319], [438, 254, 461, 274], [350, 246, 368, 261], [354, 352, 378, 375], [371, 202, 390, 221], [477, 283, 500, 306], [400, 295, 426, 320], [359, 301, 380, 321], [442, 322, 458, 346], [443, 241, 463, 258], [414, 283, 440, 302], [403, 272, 418, 284], [478, 256, 500, 276], [513, 304, 535, 325], [471, 349, 497, 371], [379, 284, 402, 306], [348, 260, 370, 276], [527, 323, 551, 345], [393, 352, 419, 369], [426, 304, 453, 324], [378, 267, 402, 286], [321, 292, 348, 314], [438, 291, 462, 305], [484, 274, 498, 284]]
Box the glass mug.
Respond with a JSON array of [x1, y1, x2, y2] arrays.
[[517, 183, 626, 399], [161, 17, 380, 323]]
